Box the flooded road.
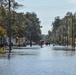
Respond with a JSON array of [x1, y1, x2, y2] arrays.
[[0, 45, 76, 75]]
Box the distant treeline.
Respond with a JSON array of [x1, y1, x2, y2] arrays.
[[48, 12, 76, 45]]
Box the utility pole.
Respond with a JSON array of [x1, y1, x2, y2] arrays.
[[74, 14, 76, 48], [72, 15, 74, 48], [72, 15, 75, 48], [8, 0, 11, 53], [65, 16, 68, 46]]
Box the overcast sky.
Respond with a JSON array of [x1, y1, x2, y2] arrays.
[[16, 0, 76, 34]]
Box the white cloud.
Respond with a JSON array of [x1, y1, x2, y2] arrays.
[[68, 0, 76, 3]]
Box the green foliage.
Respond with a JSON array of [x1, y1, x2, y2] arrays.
[[49, 12, 76, 45], [0, 26, 7, 38], [0, 1, 42, 43], [25, 12, 41, 42]]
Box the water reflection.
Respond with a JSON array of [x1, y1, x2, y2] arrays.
[[0, 45, 76, 75], [8, 53, 11, 60], [52, 45, 76, 56], [64, 50, 76, 56], [0, 45, 76, 59]]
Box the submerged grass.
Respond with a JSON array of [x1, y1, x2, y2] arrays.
[[0, 47, 5, 53]]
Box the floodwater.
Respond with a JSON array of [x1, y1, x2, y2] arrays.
[[0, 45, 76, 75]]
